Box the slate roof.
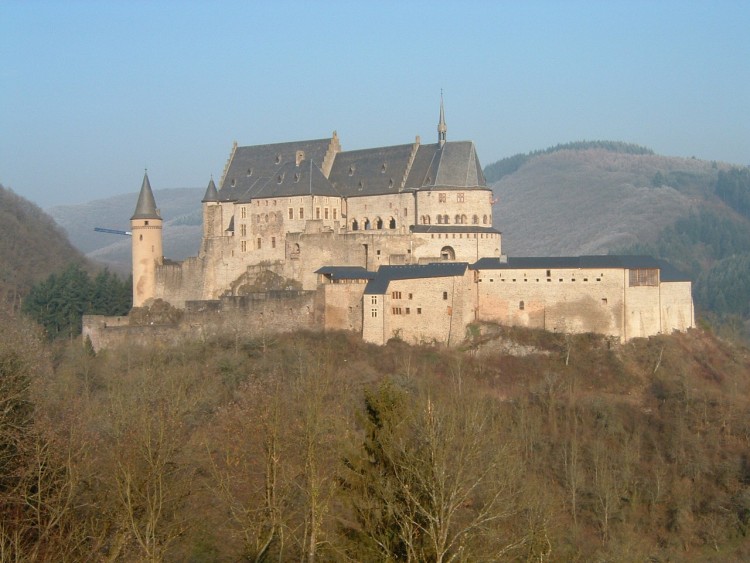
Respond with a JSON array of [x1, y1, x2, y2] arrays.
[[407, 142, 486, 189], [328, 144, 414, 196], [131, 172, 161, 220], [364, 263, 469, 295], [217, 136, 487, 202], [471, 256, 691, 281], [410, 225, 501, 234], [202, 178, 219, 202], [236, 160, 344, 202], [315, 266, 375, 280], [219, 138, 332, 201]]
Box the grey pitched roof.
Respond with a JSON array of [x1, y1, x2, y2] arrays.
[[410, 225, 501, 234], [202, 178, 219, 202], [364, 263, 468, 295], [220, 138, 332, 201], [471, 255, 691, 281], [328, 144, 414, 197], [131, 172, 160, 220], [236, 159, 343, 202], [315, 266, 375, 280], [406, 142, 486, 189]]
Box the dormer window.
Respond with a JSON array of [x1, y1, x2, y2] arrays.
[[277, 172, 284, 184], [246, 168, 253, 177], [231, 178, 236, 187], [275, 154, 281, 164], [381, 163, 387, 173], [358, 180, 364, 191], [388, 178, 394, 188], [294, 172, 300, 183], [348, 165, 355, 176]]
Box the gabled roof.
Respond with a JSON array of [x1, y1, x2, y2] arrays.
[[471, 255, 691, 281], [220, 138, 332, 201], [131, 172, 160, 220], [364, 263, 469, 295], [328, 143, 414, 197], [236, 160, 343, 202]]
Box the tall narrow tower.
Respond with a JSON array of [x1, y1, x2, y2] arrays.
[[131, 171, 163, 307], [438, 92, 447, 147]]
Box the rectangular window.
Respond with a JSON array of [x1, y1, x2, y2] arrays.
[[371, 296, 378, 305], [408, 293, 413, 300], [299, 208, 304, 219], [629, 268, 658, 287], [457, 193, 464, 203], [439, 193, 446, 203], [443, 291, 448, 300], [333, 208, 338, 220], [417, 307, 422, 314], [271, 237, 276, 249], [371, 309, 378, 318], [240, 224, 247, 237], [257, 237, 262, 250], [241, 240, 247, 252], [392, 307, 402, 315], [405, 307, 410, 314], [391, 291, 402, 299], [316, 207, 321, 219], [241, 207, 247, 219], [324, 208, 329, 220], [288, 208, 294, 220]]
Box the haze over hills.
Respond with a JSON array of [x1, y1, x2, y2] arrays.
[[488, 144, 725, 256], [48, 187, 203, 274]]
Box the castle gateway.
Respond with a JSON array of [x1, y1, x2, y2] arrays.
[[84, 102, 694, 349]]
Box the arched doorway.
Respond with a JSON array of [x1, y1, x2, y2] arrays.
[[440, 246, 456, 261]]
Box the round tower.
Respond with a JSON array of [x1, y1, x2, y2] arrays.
[[131, 171, 163, 307], [201, 176, 221, 239]]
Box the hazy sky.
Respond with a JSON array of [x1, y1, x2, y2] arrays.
[[2, 1, 748, 207]]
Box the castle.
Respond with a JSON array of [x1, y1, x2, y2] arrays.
[[84, 102, 695, 349]]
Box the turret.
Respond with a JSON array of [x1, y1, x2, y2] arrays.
[[201, 176, 221, 239], [131, 171, 163, 307]]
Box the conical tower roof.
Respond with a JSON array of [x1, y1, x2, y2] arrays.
[[201, 177, 219, 202], [131, 171, 161, 220]]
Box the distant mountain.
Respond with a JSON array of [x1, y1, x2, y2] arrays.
[[48, 188, 203, 273], [0, 184, 87, 313]]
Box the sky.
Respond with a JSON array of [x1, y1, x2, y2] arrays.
[[1, 1, 749, 208]]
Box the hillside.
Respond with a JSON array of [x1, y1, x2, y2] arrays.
[[48, 187, 203, 273], [0, 184, 87, 313], [4, 325, 750, 561], [489, 146, 724, 256]]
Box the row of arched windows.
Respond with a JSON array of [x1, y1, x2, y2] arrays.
[[351, 217, 397, 231], [420, 214, 489, 225]]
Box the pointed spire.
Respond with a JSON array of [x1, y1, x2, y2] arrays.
[[131, 170, 161, 220], [438, 90, 447, 147], [202, 176, 219, 202]]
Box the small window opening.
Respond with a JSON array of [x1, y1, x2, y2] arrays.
[[519, 301, 525, 310]]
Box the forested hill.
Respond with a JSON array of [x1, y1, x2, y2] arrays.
[[0, 184, 87, 313]]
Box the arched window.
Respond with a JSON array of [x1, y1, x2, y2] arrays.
[[461, 214, 467, 224], [352, 219, 359, 231], [443, 214, 449, 224], [472, 214, 479, 224], [437, 215, 443, 224], [425, 215, 430, 225], [483, 215, 488, 225], [440, 246, 456, 261], [455, 214, 461, 224], [376, 217, 383, 229], [364, 218, 371, 230], [389, 217, 396, 229]]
